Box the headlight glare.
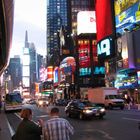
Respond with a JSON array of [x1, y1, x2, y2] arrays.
[[100, 108, 105, 112]]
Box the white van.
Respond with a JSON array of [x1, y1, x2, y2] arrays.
[[88, 87, 125, 109]]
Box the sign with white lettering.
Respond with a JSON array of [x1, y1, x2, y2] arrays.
[[97, 37, 114, 59]]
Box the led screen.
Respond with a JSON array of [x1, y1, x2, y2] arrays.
[[78, 39, 90, 68], [115, 0, 140, 34], [137, 71, 140, 84], [95, 0, 113, 42], [22, 55, 30, 65], [22, 66, 30, 76], [54, 67, 58, 83], [97, 37, 114, 60], [22, 77, 30, 87], [77, 11, 96, 35]]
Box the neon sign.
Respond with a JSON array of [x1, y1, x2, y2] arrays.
[[97, 37, 114, 59], [97, 38, 111, 56]]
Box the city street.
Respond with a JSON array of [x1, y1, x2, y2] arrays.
[[6, 104, 140, 140]]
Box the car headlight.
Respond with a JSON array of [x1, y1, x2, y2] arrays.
[[100, 108, 105, 112], [83, 109, 93, 114], [39, 101, 43, 105], [46, 101, 49, 104]]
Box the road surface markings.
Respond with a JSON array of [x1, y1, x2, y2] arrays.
[[123, 117, 140, 122], [6, 117, 15, 136], [36, 114, 48, 118], [77, 129, 114, 140]]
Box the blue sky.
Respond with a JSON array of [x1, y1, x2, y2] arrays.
[[10, 0, 46, 58]]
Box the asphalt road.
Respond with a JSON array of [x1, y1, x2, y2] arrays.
[[6, 104, 140, 140]]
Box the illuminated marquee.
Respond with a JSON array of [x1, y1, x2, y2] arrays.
[[97, 37, 114, 59]]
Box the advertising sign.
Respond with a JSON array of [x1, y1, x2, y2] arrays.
[[95, 0, 113, 42], [77, 11, 96, 35], [115, 1, 140, 34], [97, 37, 114, 60], [78, 40, 90, 68], [54, 67, 58, 83]]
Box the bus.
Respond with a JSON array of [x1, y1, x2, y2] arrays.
[[4, 92, 23, 112]]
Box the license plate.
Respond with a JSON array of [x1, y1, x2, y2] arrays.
[[95, 113, 100, 116]]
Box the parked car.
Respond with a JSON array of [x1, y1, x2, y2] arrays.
[[65, 100, 106, 120], [36, 97, 49, 107]]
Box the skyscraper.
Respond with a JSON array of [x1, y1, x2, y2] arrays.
[[47, 0, 68, 65]]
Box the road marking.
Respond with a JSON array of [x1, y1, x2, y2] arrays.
[[77, 129, 114, 140], [15, 112, 22, 120], [6, 117, 15, 136], [123, 117, 140, 122], [36, 114, 48, 118]]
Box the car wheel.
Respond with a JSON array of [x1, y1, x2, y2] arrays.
[[79, 113, 84, 120], [99, 115, 103, 119]]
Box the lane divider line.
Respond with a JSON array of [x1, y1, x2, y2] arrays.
[[123, 117, 140, 122], [6, 117, 15, 136]]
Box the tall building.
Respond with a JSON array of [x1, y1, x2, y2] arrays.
[[22, 31, 30, 90], [47, 0, 68, 65], [8, 56, 22, 91]]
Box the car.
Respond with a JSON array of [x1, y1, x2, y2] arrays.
[[65, 100, 106, 120], [26, 99, 36, 104], [36, 97, 49, 107], [55, 99, 69, 106]]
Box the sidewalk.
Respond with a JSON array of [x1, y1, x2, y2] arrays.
[[124, 104, 140, 110], [0, 111, 12, 140]]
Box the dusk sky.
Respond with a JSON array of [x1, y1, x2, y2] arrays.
[[10, 0, 46, 58]]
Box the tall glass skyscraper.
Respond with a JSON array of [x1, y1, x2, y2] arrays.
[[47, 0, 68, 64]]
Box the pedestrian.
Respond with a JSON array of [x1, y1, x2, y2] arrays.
[[44, 107, 74, 140], [12, 108, 43, 140]]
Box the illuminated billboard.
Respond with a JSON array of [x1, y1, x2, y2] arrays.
[[95, 0, 113, 42], [22, 66, 30, 76], [47, 66, 53, 81], [22, 77, 30, 87], [78, 40, 90, 68], [115, 0, 140, 34], [22, 55, 30, 65], [97, 37, 114, 60], [77, 11, 96, 35], [54, 67, 59, 83]]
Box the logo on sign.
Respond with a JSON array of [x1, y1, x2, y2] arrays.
[[97, 38, 111, 56]]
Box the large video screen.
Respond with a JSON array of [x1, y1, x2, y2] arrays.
[[78, 39, 90, 68], [95, 0, 113, 42], [115, 0, 140, 34]]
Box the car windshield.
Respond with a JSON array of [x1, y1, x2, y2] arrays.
[[79, 101, 95, 107], [38, 98, 48, 101], [108, 95, 122, 99], [5, 93, 22, 103]]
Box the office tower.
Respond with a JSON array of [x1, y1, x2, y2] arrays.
[[47, 0, 68, 65]]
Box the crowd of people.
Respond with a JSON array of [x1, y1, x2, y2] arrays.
[[12, 107, 74, 140]]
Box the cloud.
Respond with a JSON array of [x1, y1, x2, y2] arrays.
[[11, 0, 46, 58]]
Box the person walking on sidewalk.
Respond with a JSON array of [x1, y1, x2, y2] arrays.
[[12, 108, 43, 140], [44, 107, 74, 140]]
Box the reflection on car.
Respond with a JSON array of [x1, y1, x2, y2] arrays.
[[36, 97, 49, 107], [55, 99, 69, 106], [65, 100, 106, 120], [26, 99, 36, 104]]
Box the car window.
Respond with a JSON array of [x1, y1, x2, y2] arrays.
[[78, 102, 85, 107]]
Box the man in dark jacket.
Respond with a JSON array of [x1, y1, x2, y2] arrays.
[[12, 108, 43, 140]]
